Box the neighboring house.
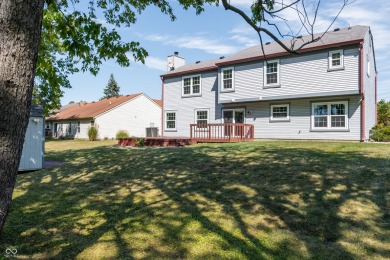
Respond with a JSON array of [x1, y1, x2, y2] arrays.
[[46, 93, 162, 139], [161, 25, 377, 141], [19, 104, 45, 171]]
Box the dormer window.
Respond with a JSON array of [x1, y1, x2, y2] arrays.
[[221, 67, 234, 92], [182, 75, 201, 97], [329, 50, 344, 70], [264, 60, 280, 87]]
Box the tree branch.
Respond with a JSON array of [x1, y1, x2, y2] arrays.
[[220, 0, 299, 54]]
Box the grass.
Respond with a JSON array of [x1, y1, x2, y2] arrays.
[[1, 139, 389, 259]]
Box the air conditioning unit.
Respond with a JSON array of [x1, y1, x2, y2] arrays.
[[146, 127, 159, 137]]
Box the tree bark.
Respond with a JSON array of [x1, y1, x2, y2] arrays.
[[0, 0, 44, 239]]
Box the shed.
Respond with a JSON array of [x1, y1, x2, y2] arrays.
[[19, 104, 45, 171]]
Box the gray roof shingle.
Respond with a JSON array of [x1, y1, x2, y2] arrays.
[[162, 25, 369, 78]]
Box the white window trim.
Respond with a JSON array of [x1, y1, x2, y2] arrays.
[[263, 59, 280, 87], [194, 108, 210, 130], [367, 54, 370, 77], [328, 50, 344, 70], [165, 110, 177, 131], [221, 67, 235, 92], [270, 104, 290, 121], [182, 75, 202, 97], [222, 108, 246, 124], [311, 101, 349, 130]]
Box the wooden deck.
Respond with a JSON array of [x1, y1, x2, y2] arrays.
[[190, 123, 254, 143], [118, 124, 255, 147]]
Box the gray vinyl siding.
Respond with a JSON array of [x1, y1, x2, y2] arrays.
[[219, 46, 360, 103], [163, 71, 220, 136], [239, 95, 361, 140], [363, 31, 376, 140]]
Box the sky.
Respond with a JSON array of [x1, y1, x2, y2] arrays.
[[61, 0, 390, 105]]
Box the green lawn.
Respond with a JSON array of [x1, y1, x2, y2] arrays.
[[2, 140, 389, 259]]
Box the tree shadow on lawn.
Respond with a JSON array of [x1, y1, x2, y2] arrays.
[[3, 142, 389, 259]]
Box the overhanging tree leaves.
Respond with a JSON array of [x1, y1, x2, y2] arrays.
[[0, 0, 351, 238]]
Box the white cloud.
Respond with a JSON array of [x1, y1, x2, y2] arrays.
[[221, 0, 253, 8], [231, 35, 258, 47], [144, 56, 166, 71], [144, 34, 238, 55], [126, 52, 166, 71]]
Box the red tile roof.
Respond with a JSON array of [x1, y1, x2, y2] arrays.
[[46, 94, 142, 120], [153, 99, 162, 107]]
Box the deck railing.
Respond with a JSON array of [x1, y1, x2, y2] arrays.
[[190, 123, 254, 143]]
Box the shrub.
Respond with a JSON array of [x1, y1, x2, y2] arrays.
[[371, 124, 390, 142], [135, 138, 145, 147], [88, 126, 99, 141], [377, 99, 390, 126], [116, 130, 129, 139]]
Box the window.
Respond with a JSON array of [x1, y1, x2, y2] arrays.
[[270, 104, 289, 121], [68, 122, 72, 134], [264, 60, 279, 86], [91, 120, 95, 127], [221, 68, 234, 91], [312, 101, 348, 130], [182, 75, 201, 97], [195, 109, 209, 128], [329, 50, 343, 69], [367, 55, 370, 77], [165, 111, 177, 131], [77, 121, 81, 133]]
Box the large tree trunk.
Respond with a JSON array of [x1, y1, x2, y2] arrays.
[[0, 0, 44, 239]]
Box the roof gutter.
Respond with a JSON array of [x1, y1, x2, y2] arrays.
[[161, 65, 218, 79], [216, 39, 363, 67], [161, 39, 364, 79]]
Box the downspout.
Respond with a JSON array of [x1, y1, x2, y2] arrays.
[[161, 76, 164, 136], [360, 41, 365, 141], [375, 72, 378, 123]]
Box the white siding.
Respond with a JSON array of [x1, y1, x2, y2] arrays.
[[52, 120, 91, 139], [19, 117, 44, 171], [163, 71, 221, 136], [219, 46, 360, 102], [96, 94, 161, 138], [363, 31, 376, 140]]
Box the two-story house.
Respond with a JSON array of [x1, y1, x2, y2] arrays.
[[161, 25, 377, 141]]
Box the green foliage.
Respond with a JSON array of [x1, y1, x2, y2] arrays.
[[371, 124, 390, 142], [116, 130, 129, 139], [377, 99, 390, 126], [33, 0, 277, 115], [135, 138, 145, 147], [102, 74, 121, 99], [88, 126, 99, 141], [251, 0, 275, 23]]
